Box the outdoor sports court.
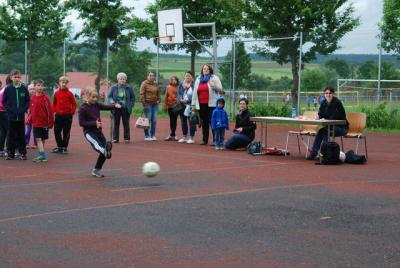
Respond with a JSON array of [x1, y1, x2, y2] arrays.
[[1, 117, 399, 267]]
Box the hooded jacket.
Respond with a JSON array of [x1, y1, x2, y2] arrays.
[[30, 94, 54, 128], [211, 98, 229, 130], [2, 83, 30, 121]]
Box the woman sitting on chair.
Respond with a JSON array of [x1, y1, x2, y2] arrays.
[[307, 86, 349, 160], [225, 97, 256, 150]]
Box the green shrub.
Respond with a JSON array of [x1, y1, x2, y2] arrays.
[[361, 102, 400, 129], [250, 102, 291, 117]]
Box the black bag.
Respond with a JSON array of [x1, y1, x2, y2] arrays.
[[171, 102, 184, 113], [247, 141, 262, 155], [345, 150, 367, 164], [318, 141, 341, 165]]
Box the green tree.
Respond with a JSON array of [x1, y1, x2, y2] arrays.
[[302, 69, 327, 91], [323, 58, 351, 78], [244, 74, 272, 90], [0, 0, 68, 84], [109, 44, 153, 87], [358, 61, 377, 79], [66, 0, 148, 91], [244, 1, 359, 109], [381, 0, 400, 54], [220, 42, 251, 89], [147, 0, 245, 74]]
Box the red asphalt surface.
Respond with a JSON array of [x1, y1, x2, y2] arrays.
[[0, 115, 400, 267]]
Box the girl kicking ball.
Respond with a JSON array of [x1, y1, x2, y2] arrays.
[[78, 88, 121, 177]]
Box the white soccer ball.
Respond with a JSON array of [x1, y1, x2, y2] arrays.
[[142, 162, 160, 177], [339, 151, 346, 162]]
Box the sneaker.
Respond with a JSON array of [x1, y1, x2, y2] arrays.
[[61, 148, 68, 154], [5, 156, 14, 160], [178, 137, 187, 143], [105, 141, 112, 159], [151, 136, 157, 141], [124, 140, 130, 143], [112, 140, 119, 143], [200, 141, 207, 145], [92, 169, 104, 178], [164, 136, 177, 141], [0, 151, 6, 157], [19, 155, 28, 160], [186, 138, 195, 144], [15, 152, 21, 157], [52, 147, 62, 153], [32, 156, 48, 163], [144, 137, 152, 141]]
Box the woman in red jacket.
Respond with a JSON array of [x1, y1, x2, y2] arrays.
[[30, 79, 54, 162]]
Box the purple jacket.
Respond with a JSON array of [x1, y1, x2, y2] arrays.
[[78, 102, 114, 133]]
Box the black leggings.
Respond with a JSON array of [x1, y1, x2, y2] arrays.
[[199, 104, 215, 144]]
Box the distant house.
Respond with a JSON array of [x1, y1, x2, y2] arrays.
[[0, 74, 28, 86], [62, 72, 110, 99], [0, 72, 110, 99]]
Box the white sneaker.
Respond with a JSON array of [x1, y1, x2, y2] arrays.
[[186, 138, 195, 144], [144, 137, 152, 141], [178, 137, 186, 143], [151, 136, 157, 141]]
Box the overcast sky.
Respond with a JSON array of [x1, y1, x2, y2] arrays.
[[0, 0, 384, 54], [126, 0, 384, 55]]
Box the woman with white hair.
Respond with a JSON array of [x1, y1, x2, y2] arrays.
[[108, 72, 136, 143]]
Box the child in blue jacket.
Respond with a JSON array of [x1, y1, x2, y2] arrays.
[[211, 97, 229, 150]]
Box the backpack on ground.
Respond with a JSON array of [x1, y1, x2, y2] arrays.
[[318, 141, 341, 165], [345, 150, 367, 164], [247, 141, 262, 155]]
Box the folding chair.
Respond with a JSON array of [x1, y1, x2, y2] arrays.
[[340, 112, 368, 159], [285, 111, 319, 157]]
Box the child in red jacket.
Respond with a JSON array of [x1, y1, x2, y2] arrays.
[[30, 79, 54, 162], [52, 76, 76, 154]]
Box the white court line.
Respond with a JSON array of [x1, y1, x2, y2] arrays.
[[0, 178, 398, 223], [111, 185, 162, 192], [0, 163, 282, 190]]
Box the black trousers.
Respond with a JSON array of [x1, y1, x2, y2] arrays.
[[199, 104, 215, 144], [0, 112, 8, 151], [113, 108, 130, 141], [6, 120, 26, 156], [167, 107, 180, 137], [85, 129, 108, 170], [54, 114, 73, 148]]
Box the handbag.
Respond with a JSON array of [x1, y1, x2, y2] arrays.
[[171, 102, 183, 113], [135, 115, 150, 129]]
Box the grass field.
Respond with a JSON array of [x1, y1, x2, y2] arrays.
[[150, 56, 319, 80]]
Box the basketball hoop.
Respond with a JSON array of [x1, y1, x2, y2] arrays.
[[157, 8, 184, 45]]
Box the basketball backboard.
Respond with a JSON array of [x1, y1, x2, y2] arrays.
[[157, 8, 184, 45]]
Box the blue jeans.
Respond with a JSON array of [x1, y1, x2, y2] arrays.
[[144, 103, 158, 137], [214, 128, 225, 147], [180, 114, 196, 137], [225, 133, 252, 150], [311, 126, 348, 154]]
